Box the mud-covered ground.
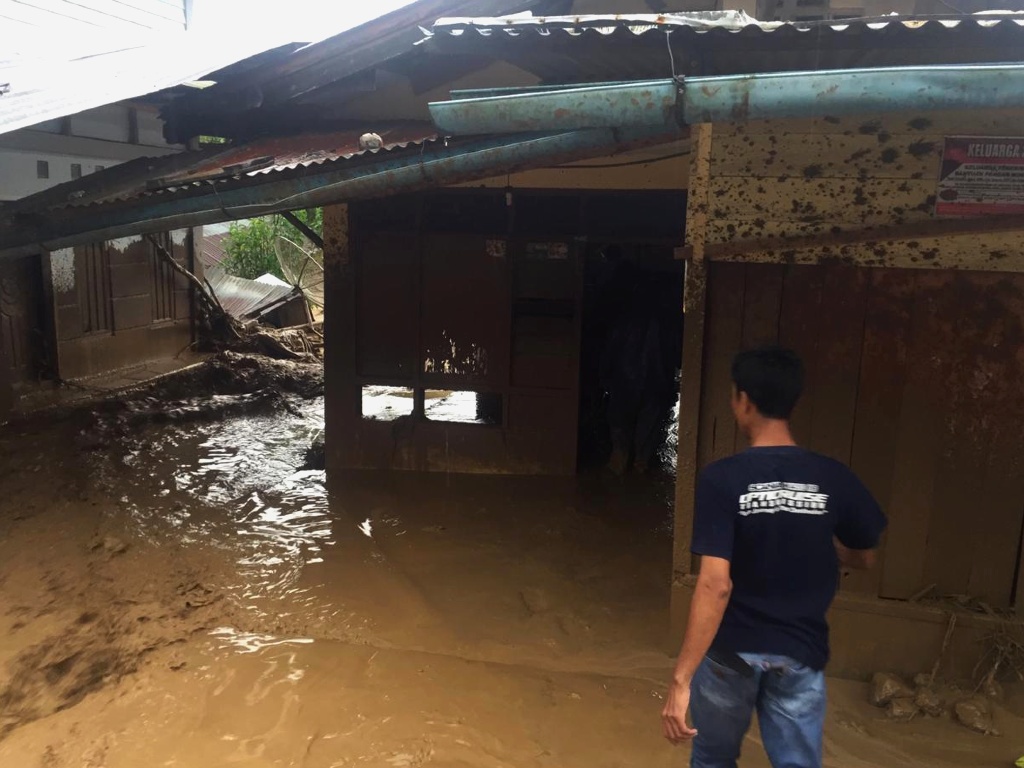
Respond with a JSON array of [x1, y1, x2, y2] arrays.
[[0, 354, 1022, 767]]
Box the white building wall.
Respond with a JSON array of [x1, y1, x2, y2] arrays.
[[0, 105, 181, 201], [0, 0, 188, 33]]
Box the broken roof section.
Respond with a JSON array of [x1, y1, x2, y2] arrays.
[[159, 0, 566, 143], [5, 125, 439, 213], [206, 267, 303, 322]]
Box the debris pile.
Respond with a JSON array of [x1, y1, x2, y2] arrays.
[[868, 660, 1010, 735]]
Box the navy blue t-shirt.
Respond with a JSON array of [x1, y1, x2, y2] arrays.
[[692, 446, 887, 670]]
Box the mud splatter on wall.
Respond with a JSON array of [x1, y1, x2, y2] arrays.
[[692, 108, 1024, 608], [50, 249, 75, 293]]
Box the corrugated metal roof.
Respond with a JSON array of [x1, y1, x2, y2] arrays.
[[206, 267, 301, 320], [6, 124, 439, 213], [421, 10, 1024, 81], [0, 32, 305, 136], [158, 0, 560, 142], [199, 231, 229, 269], [427, 10, 1024, 36]]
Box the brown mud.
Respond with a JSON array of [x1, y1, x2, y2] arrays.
[[0, 354, 1022, 767]]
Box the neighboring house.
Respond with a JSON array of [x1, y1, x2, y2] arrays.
[[0, 0, 190, 33], [0, 103, 182, 202], [0, 9, 306, 414]]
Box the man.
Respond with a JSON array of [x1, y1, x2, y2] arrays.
[[662, 347, 886, 768]]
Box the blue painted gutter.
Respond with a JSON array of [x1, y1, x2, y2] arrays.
[[685, 64, 1024, 123], [429, 64, 1024, 134], [433, 79, 681, 134]]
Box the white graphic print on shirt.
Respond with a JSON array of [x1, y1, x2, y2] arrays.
[[738, 482, 830, 516]]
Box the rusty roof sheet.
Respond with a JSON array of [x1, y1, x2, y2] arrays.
[[8, 124, 439, 213], [206, 267, 300, 320]]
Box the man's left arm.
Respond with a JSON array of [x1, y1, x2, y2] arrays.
[[661, 555, 732, 743]]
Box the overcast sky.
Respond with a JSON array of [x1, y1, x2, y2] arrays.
[[190, 0, 420, 44]]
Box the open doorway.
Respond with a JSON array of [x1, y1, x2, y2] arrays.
[[578, 242, 684, 475]]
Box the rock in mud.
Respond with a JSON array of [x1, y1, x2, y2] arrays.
[[886, 698, 920, 721], [955, 696, 1000, 735], [521, 588, 552, 615], [915, 687, 945, 717], [90, 535, 128, 556], [871, 672, 915, 707], [981, 678, 1004, 701], [913, 672, 934, 688], [301, 433, 325, 470]]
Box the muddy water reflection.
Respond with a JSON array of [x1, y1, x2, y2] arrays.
[[118, 397, 334, 622], [114, 389, 675, 665], [0, 394, 699, 767]]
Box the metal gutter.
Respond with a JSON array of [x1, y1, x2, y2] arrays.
[[429, 64, 1024, 134], [1, 124, 683, 259], [433, 80, 681, 134], [684, 64, 1024, 123]]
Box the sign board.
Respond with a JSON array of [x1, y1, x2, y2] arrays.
[[936, 136, 1024, 216]]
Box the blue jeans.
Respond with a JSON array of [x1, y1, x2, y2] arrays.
[[690, 652, 826, 768]]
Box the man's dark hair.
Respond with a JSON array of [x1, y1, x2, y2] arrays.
[[731, 347, 804, 419]]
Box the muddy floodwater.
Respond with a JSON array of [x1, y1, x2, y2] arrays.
[[0, 362, 1021, 767]]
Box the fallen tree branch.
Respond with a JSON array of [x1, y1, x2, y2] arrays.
[[145, 234, 241, 341]]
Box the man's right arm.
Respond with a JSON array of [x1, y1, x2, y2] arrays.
[[834, 537, 876, 570], [834, 470, 887, 570]]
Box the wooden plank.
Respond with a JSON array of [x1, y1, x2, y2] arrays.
[[964, 275, 1024, 607], [739, 263, 784, 349], [675, 259, 706, 582], [711, 231, 1024, 274], [734, 263, 785, 451], [709, 219, 856, 245], [842, 269, 915, 596], [805, 265, 869, 464], [698, 263, 746, 467], [879, 271, 946, 600], [707, 177, 935, 224], [674, 123, 713, 585], [711, 133, 943, 180], [708, 215, 1024, 266], [920, 274, 992, 599], [714, 109, 1024, 138], [776, 266, 823, 447], [323, 204, 358, 473]]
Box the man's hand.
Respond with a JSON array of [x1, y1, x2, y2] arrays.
[[662, 679, 698, 744], [834, 537, 877, 570]]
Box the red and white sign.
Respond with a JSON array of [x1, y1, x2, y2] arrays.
[[936, 136, 1024, 216]]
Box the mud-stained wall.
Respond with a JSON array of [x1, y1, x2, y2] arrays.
[[672, 108, 1024, 677], [699, 263, 1024, 608], [703, 109, 1024, 270], [45, 231, 194, 380], [0, 254, 45, 417]]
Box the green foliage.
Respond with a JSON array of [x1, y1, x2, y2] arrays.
[[222, 209, 323, 281], [223, 218, 282, 280]]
